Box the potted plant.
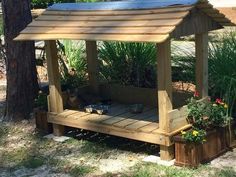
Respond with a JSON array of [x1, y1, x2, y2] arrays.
[[174, 129, 206, 167], [174, 92, 231, 167], [34, 91, 52, 133]]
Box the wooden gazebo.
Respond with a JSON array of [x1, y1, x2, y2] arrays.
[[16, 0, 234, 160]]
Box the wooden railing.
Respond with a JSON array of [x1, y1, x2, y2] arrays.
[[168, 97, 209, 133]]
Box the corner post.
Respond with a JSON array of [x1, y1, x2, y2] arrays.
[[157, 38, 174, 160], [45, 40, 64, 136], [85, 41, 99, 95], [195, 33, 208, 98]]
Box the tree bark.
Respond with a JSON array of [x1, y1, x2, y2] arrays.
[[2, 0, 38, 121]]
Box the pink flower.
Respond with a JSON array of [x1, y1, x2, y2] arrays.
[[194, 91, 199, 97]]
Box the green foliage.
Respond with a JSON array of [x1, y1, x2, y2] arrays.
[[22, 157, 45, 169], [0, 20, 3, 36], [215, 168, 236, 177], [34, 91, 48, 111], [187, 94, 231, 130], [130, 163, 200, 177], [31, 0, 75, 9], [99, 42, 157, 88], [187, 96, 212, 129], [208, 31, 236, 117], [69, 165, 94, 177], [59, 40, 87, 89], [171, 32, 236, 119], [181, 129, 206, 144]]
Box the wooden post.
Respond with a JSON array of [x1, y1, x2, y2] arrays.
[[85, 41, 99, 95], [157, 38, 174, 161], [45, 40, 64, 136], [195, 33, 208, 98]]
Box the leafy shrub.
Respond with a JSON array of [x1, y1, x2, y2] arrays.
[[58, 40, 87, 89], [208, 31, 236, 117], [0, 20, 3, 36], [187, 92, 231, 130], [34, 91, 48, 110], [31, 0, 75, 9], [99, 42, 157, 88], [171, 32, 236, 118]]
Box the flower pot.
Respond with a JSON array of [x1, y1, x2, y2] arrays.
[[202, 128, 227, 162], [174, 128, 228, 167], [35, 109, 52, 134], [174, 136, 202, 168]]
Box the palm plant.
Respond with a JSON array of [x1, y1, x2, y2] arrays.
[[208, 31, 236, 117], [59, 40, 87, 88], [99, 42, 157, 88]]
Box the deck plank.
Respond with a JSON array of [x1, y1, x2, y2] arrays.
[[67, 111, 90, 119], [58, 110, 80, 118], [101, 106, 151, 125], [102, 111, 137, 125], [87, 104, 129, 123], [113, 108, 155, 128], [138, 123, 159, 132], [48, 113, 172, 146], [125, 120, 151, 130]]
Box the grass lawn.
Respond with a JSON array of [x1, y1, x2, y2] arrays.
[[0, 121, 235, 177]]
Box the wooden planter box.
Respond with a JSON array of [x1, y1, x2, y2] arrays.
[[174, 128, 228, 167], [35, 110, 52, 134]]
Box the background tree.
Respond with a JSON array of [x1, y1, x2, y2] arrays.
[[2, 0, 38, 121]]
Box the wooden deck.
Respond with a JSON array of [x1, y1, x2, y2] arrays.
[[48, 103, 173, 146]]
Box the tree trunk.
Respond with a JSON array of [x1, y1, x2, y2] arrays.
[[2, 0, 38, 121]]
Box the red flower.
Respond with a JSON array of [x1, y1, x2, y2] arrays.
[[194, 91, 199, 97], [216, 98, 223, 104]]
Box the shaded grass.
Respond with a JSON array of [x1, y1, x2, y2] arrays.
[[21, 156, 45, 169], [216, 168, 236, 177], [80, 140, 108, 154], [69, 165, 94, 177], [0, 126, 9, 144], [123, 163, 236, 177]]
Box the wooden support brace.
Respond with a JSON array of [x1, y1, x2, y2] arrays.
[[45, 40, 64, 136], [85, 41, 99, 95], [157, 38, 173, 132], [157, 38, 174, 161], [195, 33, 208, 98]]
